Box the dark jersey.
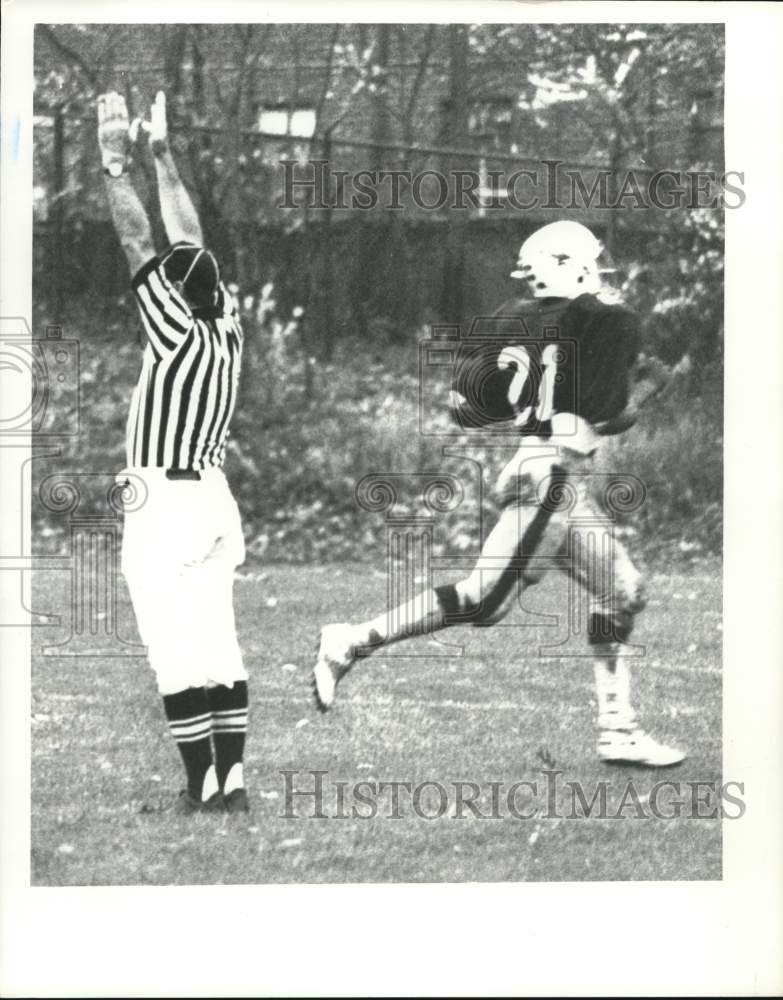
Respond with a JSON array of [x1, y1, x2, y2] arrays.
[[452, 293, 640, 434]]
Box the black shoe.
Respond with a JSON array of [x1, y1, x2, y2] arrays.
[[175, 789, 227, 815], [202, 790, 228, 812], [224, 788, 250, 814]]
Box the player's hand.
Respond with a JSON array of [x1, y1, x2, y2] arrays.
[[149, 91, 169, 157], [670, 353, 692, 380], [97, 92, 130, 176]]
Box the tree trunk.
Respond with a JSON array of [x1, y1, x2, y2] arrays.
[[440, 25, 469, 324]]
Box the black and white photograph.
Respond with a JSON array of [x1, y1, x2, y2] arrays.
[[1, 2, 782, 997]]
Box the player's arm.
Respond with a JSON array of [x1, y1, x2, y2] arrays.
[[584, 307, 643, 436], [594, 345, 692, 436], [148, 91, 204, 246], [98, 92, 155, 276]]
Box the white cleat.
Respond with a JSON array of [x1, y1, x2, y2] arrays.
[[312, 622, 359, 711], [598, 728, 686, 768]]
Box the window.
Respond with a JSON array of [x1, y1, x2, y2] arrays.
[[257, 104, 316, 139]]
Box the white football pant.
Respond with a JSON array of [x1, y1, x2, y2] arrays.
[[119, 467, 247, 695]]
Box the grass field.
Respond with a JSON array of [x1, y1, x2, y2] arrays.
[[31, 560, 722, 885]]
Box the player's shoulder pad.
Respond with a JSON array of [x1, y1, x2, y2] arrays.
[[569, 293, 639, 330], [488, 296, 569, 329]]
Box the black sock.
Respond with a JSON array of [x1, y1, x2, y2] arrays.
[[206, 681, 248, 791], [162, 687, 213, 800]]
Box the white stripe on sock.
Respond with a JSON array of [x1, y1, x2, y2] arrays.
[[169, 711, 211, 725], [172, 727, 212, 743]]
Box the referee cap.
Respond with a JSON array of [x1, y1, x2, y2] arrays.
[[161, 242, 220, 309]]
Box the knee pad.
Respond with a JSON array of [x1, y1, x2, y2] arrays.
[[587, 570, 647, 645], [434, 579, 515, 628], [587, 611, 634, 645], [434, 583, 462, 620]]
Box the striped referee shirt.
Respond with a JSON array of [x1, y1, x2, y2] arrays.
[[127, 255, 243, 470]]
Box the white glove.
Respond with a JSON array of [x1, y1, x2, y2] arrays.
[[149, 91, 168, 156], [97, 92, 130, 176], [128, 91, 169, 156]]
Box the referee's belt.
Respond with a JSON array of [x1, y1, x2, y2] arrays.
[[165, 468, 202, 481]]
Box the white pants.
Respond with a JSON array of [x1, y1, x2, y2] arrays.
[[119, 467, 247, 695], [454, 442, 645, 633]]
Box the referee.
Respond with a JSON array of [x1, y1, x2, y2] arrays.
[[98, 91, 249, 814]]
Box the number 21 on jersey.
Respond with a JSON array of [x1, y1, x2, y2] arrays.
[[497, 343, 559, 425]]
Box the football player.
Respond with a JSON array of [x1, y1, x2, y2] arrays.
[[313, 220, 686, 767]]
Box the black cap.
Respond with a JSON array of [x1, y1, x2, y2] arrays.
[[161, 242, 220, 309]]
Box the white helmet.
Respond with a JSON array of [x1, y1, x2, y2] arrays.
[[511, 220, 605, 298]]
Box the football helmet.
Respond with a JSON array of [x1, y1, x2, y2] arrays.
[[511, 220, 612, 299]]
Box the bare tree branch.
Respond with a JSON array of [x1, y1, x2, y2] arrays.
[[38, 24, 99, 88], [314, 24, 342, 134], [403, 25, 437, 147]]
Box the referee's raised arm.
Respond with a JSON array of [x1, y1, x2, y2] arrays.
[[147, 91, 204, 248], [97, 92, 156, 279]]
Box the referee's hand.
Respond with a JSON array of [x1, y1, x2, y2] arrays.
[[97, 92, 130, 176], [149, 91, 169, 157], [128, 91, 169, 156]]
